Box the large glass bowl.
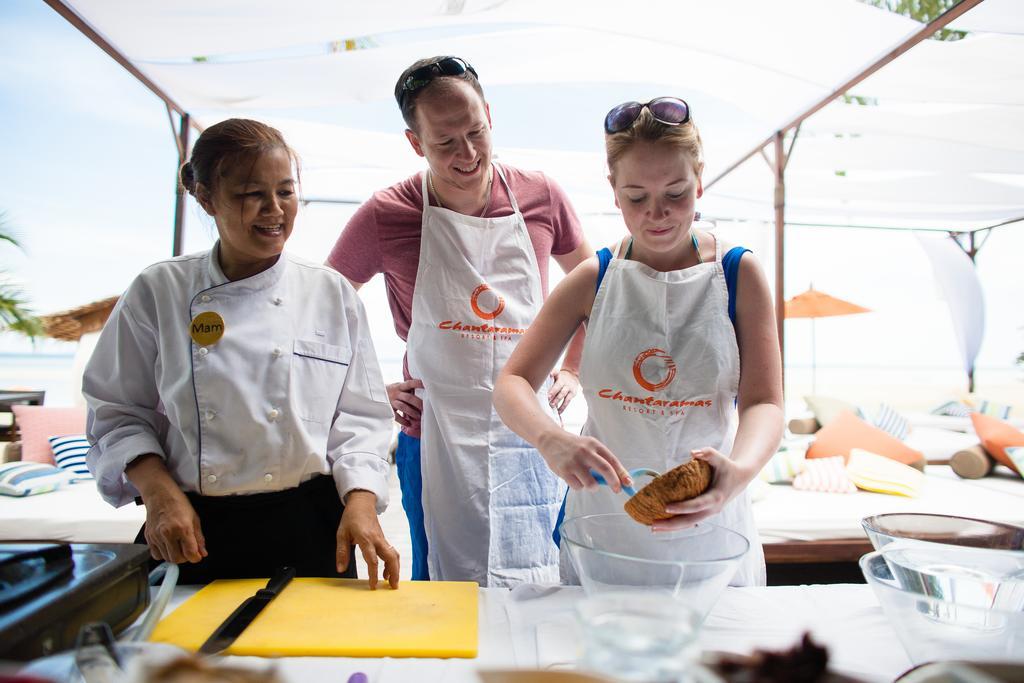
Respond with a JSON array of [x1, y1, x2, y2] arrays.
[[862, 513, 1024, 551], [861, 550, 1024, 665], [559, 513, 748, 623], [880, 542, 1024, 614]]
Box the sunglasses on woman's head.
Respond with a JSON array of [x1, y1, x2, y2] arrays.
[[397, 57, 479, 107], [604, 97, 691, 134]]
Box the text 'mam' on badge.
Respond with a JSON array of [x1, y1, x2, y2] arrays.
[[190, 311, 225, 346]]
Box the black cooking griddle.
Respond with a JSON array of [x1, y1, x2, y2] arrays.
[[0, 543, 151, 660]]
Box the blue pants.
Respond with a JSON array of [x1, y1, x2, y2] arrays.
[[395, 432, 430, 580]]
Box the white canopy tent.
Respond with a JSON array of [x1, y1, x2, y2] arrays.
[[44, 0, 1024, 388], [51, 0, 1023, 226], [50, 0, 919, 205]]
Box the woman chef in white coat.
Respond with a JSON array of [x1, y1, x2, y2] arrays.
[[84, 119, 400, 586], [494, 99, 784, 585]]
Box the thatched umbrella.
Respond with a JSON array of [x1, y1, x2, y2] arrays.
[[38, 296, 119, 342]]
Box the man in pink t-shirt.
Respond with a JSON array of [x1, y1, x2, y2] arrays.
[[327, 56, 591, 585]]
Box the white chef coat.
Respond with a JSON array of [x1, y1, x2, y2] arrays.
[[84, 244, 394, 512]]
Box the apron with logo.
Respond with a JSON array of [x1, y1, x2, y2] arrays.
[[563, 237, 765, 586], [406, 165, 564, 587]]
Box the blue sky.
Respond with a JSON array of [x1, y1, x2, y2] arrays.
[[1, 0, 1022, 397], [1, 1, 181, 322]]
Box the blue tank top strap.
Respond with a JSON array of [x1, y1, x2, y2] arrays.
[[722, 246, 751, 325], [597, 244, 748, 324], [595, 247, 613, 293]]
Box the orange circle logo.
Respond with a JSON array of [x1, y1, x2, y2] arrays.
[[632, 348, 677, 392], [470, 284, 505, 320]]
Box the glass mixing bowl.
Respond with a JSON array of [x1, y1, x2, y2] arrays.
[[861, 550, 1024, 666], [559, 513, 748, 623], [575, 591, 701, 683], [880, 542, 1024, 615], [862, 513, 1024, 551]]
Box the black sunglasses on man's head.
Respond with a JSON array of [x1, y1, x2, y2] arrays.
[[397, 57, 478, 108]]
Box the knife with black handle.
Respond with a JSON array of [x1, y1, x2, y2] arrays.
[[198, 566, 296, 656]]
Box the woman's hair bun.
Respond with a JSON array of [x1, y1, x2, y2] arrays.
[[179, 160, 196, 195]]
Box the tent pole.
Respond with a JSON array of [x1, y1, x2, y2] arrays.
[[42, 1, 195, 121], [172, 112, 191, 257], [774, 131, 786, 389], [967, 231, 976, 393]]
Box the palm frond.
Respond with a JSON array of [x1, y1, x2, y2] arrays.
[[0, 212, 20, 248], [0, 282, 42, 339]]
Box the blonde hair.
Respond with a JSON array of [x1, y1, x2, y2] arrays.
[[605, 108, 704, 177]]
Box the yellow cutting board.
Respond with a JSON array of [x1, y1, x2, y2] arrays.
[[150, 578, 478, 658]]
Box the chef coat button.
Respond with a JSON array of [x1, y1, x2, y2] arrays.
[[205, 410, 216, 421], [201, 295, 211, 303], [198, 347, 209, 357], [264, 473, 273, 483], [207, 474, 217, 483], [268, 408, 280, 421], [272, 347, 283, 358], [273, 297, 283, 306]]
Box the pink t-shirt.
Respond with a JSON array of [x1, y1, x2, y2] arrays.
[[327, 164, 584, 435]]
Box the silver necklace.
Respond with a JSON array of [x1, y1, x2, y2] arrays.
[[429, 170, 493, 217]]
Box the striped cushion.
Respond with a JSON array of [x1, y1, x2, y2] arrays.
[[872, 403, 909, 441], [979, 399, 1012, 420], [1007, 447, 1024, 475], [792, 455, 856, 494], [931, 400, 971, 418], [48, 434, 93, 478], [759, 447, 806, 484], [0, 461, 74, 497]]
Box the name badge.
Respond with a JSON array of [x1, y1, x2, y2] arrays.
[[190, 311, 225, 346]]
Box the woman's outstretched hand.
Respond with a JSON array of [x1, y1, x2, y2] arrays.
[[536, 430, 632, 493], [337, 490, 400, 590], [652, 447, 753, 532], [128, 454, 208, 564], [139, 477, 207, 564]]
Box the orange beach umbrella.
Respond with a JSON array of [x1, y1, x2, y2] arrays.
[[785, 287, 871, 393]]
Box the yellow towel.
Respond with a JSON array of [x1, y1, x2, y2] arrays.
[[847, 448, 925, 497]]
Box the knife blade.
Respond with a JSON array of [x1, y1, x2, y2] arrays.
[[197, 566, 296, 656]]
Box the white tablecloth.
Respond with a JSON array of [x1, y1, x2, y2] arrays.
[[149, 583, 912, 683]]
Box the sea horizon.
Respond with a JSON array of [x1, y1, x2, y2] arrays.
[[3, 351, 1020, 420]]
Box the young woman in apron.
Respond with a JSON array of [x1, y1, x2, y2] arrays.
[[494, 98, 784, 586]]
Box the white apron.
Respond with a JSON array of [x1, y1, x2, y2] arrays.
[[406, 166, 565, 587], [563, 237, 765, 586]]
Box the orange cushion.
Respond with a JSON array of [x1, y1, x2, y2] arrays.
[[971, 412, 1024, 475], [807, 410, 925, 470], [10, 405, 87, 464]]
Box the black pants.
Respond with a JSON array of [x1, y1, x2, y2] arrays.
[[136, 475, 356, 584]]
